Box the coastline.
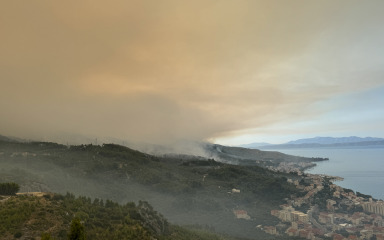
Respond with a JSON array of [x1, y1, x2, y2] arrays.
[[264, 166, 384, 239], [272, 147, 384, 201]]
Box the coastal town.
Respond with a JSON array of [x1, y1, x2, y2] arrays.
[[261, 172, 384, 240]]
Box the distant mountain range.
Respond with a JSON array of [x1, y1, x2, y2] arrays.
[[286, 136, 384, 145], [241, 136, 384, 149], [238, 142, 272, 148]]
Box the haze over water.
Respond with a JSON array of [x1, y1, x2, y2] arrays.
[[271, 148, 384, 200]]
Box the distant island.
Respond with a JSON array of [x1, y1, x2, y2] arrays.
[[241, 136, 384, 149]]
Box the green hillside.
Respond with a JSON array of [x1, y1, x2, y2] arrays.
[[0, 192, 241, 240], [0, 140, 307, 239]]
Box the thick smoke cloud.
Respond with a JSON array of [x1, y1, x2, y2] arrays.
[[1, 1, 384, 145]]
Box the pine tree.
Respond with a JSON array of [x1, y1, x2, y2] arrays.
[[68, 218, 86, 240]]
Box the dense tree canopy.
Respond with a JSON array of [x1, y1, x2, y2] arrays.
[[0, 182, 20, 195], [68, 218, 86, 240]]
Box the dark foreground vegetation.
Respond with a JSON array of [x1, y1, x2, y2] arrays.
[[0, 193, 240, 240], [0, 182, 20, 195]]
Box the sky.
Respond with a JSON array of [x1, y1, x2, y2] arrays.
[[1, 0, 384, 146]]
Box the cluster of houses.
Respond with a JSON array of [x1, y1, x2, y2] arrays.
[[271, 205, 309, 223], [261, 174, 384, 240], [267, 161, 316, 174], [267, 205, 384, 239], [233, 209, 251, 220]]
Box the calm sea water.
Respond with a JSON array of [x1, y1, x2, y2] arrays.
[[269, 148, 384, 200]]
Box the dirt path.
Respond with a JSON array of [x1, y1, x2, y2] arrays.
[[16, 192, 46, 197]]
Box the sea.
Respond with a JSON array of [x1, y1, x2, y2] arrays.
[[269, 148, 384, 200]]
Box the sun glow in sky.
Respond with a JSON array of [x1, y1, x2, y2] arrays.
[[1, 1, 384, 146]]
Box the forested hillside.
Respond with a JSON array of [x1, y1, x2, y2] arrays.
[[0, 140, 307, 239], [0, 193, 241, 240]]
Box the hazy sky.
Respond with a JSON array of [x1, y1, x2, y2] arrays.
[[1, 1, 384, 145]]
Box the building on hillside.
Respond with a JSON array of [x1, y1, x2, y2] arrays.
[[271, 209, 279, 217], [319, 212, 334, 224], [233, 210, 251, 220], [263, 226, 277, 235], [275, 208, 308, 223], [286, 227, 298, 237], [362, 201, 384, 216]]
